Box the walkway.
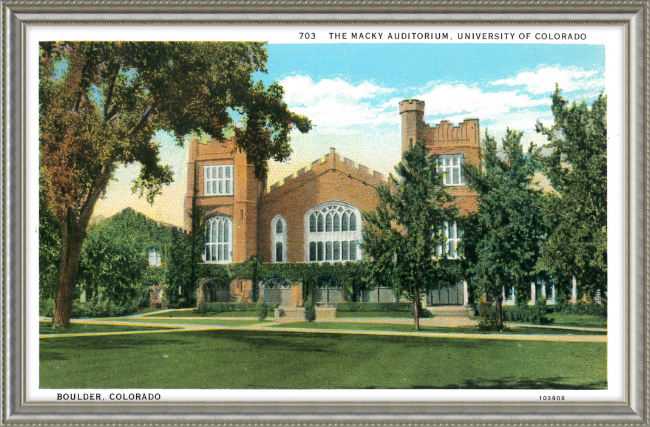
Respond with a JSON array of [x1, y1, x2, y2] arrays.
[[39, 316, 606, 343]]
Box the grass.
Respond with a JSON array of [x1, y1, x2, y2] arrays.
[[270, 322, 607, 336], [546, 313, 607, 328], [39, 322, 175, 335], [142, 310, 272, 318], [40, 329, 607, 389], [133, 307, 165, 316], [471, 313, 607, 329], [336, 311, 414, 318], [112, 318, 270, 327]]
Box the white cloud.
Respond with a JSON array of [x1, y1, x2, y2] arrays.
[[490, 66, 604, 95], [416, 83, 549, 121], [279, 75, 397, 130]]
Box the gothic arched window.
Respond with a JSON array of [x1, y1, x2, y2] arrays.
[[306, 202, 362, 263], [205, 216, 233, 264], [272, 215, 287, 263]]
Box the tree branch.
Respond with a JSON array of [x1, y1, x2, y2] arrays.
[[102, 63, 120, 121]]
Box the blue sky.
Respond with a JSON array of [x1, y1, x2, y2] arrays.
[[92, 43, 606, 226]]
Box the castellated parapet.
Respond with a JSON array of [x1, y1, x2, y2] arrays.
[[265, 147, 387, 201], [400, 99, 480, 155]]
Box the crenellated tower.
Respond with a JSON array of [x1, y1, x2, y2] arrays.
[[399, 99, 481, 215]]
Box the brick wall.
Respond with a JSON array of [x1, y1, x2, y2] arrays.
[[257, 148, 386, 263], [400, 101, 481, 215], [184, 137, 264, 263]]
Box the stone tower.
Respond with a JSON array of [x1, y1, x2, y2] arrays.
[[399, 99, 481, 215], [399, 99, 426, 153]]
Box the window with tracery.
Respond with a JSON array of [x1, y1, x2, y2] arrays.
[[306, 203, 361, 263], [204, 216, 233, 263]]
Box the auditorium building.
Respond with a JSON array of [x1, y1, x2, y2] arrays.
[[184, 99, 483, 307]]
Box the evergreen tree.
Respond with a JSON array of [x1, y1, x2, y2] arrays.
[[462, 130, 547, 327], [536, 87, 607, 298], [362, 141, 459, 330]]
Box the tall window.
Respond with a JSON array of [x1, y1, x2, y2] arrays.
[[272, 215, 287, 263], [306, 202, 361, 263], [438, 155, 464, 186], [204, 165, 234, 196], [437, 221, 461, 259], [205, 216, 233, 263], [148, 248, 161, 267]]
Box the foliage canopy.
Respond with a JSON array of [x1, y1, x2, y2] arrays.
[[362, 141, 459, 329], [40, 41, 311, 326], [536, 87, 607, 297], [462, 129, 548, 325]]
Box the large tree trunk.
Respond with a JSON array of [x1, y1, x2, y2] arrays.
[[53, 223, 85, 327], [495, 293, 504, 327], [413, 289, 421, 331], [52, 180, 106, 328]]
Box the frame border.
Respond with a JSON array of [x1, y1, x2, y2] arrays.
[[2, 1, 647, 424]]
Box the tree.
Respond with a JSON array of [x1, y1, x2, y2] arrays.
[[362, 141, 459, 330], [462, 130, 547, 327], [39, 42, 311, 327], [77, 208, 173, 308], [536, 87, 607, 298]]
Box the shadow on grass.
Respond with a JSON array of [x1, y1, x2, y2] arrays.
[[40, 352, 66, 361], [420, 376, 607, 390], [358, 376, 606, 390], [216, 329, 484, 351], [40, 334, 189, 352]]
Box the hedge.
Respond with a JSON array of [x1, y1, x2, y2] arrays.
[[337, 302, 412, 312], [551, 301, 606, 317], [337, 302, 433, 318], [502, 304, 553, 324], [39, 298, 139, 318], [195, 302, 280, 314]]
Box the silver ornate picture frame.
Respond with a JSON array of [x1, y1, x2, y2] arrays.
[[2, 1, 648, 425]]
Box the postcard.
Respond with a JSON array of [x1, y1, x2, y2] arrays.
[[24, 23, 624, 409]]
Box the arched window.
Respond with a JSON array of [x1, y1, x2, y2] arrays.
[[205, 216, 233, 264], [305, 202, 362, 263], [272, 215, 287, 263]]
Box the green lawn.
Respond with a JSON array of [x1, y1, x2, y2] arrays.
[[142, 310, 271, 318], [40, 329, 607, 389], [39, 322, 176, 335], [132, 307, 165, 316], [114, 318, 270, 327], [546, 313, 607, 328], [271, 322, 607, 336], [336, 311, 414, 318], [471, 313, 607, 329]]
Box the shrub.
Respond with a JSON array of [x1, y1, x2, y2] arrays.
[[411, 304, 432, 318], [336, 302, 413, 312], [304, 297, 316, 322], [477, 303, 507, 331], [39, 298, 55, 317], [194, 302, 279, 314], [553, 300, 606, 317], [256, 301, 269, 320], [70, 300, 138, 318]]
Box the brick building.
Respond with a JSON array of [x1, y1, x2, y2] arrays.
[[185, 99, 481, 307]]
